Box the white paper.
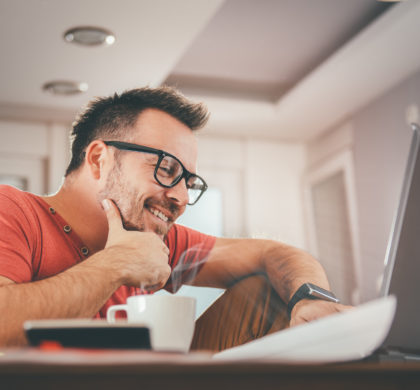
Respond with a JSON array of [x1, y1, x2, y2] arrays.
[[213, 295, 397, 363]]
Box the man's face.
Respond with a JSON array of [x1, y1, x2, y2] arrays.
[[98, 108, 198, 239]]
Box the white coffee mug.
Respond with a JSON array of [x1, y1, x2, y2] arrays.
[[107, 295, 196, 353]]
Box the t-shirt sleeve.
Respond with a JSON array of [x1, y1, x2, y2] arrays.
[[0, 190, 35, 282], [164, 224, 216, 292]]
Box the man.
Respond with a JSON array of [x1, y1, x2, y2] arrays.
[[0, 87, 346, 346]]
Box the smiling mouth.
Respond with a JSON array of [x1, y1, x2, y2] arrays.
[[147, 206, 169, 222]]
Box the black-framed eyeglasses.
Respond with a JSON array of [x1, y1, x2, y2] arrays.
[[103, 140, 208, 205]]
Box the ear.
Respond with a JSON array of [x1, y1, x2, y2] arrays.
[[84, 140, 111, 180]]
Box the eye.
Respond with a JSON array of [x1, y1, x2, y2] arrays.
[[158, 165, 174, 176], [157, 156, 180, 178]]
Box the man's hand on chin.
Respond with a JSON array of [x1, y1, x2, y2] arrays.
[[289, 299, 353, 327]]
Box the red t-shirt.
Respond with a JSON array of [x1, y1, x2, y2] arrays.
[[0, 185, 216, 318]]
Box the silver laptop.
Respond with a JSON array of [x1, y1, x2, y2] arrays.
[[376, 123, 420, 361]]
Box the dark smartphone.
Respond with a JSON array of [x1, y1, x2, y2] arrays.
[[24, 319, 151, 349]]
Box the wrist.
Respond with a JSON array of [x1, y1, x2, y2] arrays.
[[83, 247, 127, 287], [287, 283, 339, 320]]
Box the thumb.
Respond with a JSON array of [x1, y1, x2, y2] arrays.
[[102, 199, 124, 236]]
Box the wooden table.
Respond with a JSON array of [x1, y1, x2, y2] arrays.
[[1, 348, 420, 390]]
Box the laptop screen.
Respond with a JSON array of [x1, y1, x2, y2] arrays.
[[380, 123, 420, 351]]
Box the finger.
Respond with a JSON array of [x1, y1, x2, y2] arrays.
[[102, 199, 124, 235], [140, 283, 163, 293], [146, 273, 171, 292]]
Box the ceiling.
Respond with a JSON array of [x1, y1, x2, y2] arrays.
[[1, 0, 419, 141], [166, 0, 391, 101]]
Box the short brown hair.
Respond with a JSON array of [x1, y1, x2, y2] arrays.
[[65, 86, 209, 176]]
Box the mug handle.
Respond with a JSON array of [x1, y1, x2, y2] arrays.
[[107, 304, 128, 323]]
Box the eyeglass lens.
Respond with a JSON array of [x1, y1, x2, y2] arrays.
[[156, 155, 205, 204]]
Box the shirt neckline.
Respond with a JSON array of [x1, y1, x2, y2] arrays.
[[30, 194, 91, 259]]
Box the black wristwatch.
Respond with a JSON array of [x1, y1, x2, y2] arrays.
[[287, 283, 339, 319]]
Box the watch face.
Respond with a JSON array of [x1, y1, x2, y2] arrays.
[[306, 283, 339, 302], [287, 283, 340, 320]]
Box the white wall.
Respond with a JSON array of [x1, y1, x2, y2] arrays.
[[197, 134, 307, 248], [0, 119, 70, 194], [244, 139, 306, 248]]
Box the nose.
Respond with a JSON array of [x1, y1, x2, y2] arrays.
[[165, 178, 189, 206]]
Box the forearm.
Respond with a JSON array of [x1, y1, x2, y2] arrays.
[[0, 248, 124, 346], [261, 241, 330, 303], [194, 237, 330, 305], [194, 237, 345, 326]]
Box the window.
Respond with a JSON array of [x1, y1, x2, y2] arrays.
[[176, 187, 223, 236]]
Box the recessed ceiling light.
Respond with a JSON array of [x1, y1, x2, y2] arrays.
[[42, 81, 89, 95], [63, 26, 116, 46]]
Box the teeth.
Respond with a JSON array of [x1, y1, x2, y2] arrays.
[[149, 207, 169, 222]]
